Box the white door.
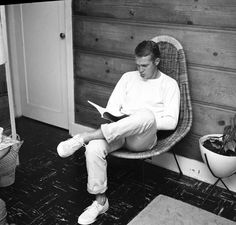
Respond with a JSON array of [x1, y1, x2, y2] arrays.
[[19, 1, 68, 129]]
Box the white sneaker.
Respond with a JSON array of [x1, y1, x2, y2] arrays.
[[57, 134, 86, 158], [78, 199, 109, 225]]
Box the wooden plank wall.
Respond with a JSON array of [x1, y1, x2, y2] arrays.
[[0, 64, 11, 135], [72, 0, 236, 161]]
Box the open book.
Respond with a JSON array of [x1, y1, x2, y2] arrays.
[[88, 100, 128, 122]]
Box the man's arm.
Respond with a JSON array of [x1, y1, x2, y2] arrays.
[[105, 73, 128, 116], [155, 80, 180, 130]]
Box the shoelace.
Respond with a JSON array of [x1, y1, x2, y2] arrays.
[[71, 135, 86, 147], [84, 201, 100, 214]]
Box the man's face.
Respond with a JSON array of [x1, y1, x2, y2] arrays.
[[135, 55, 159, 80]]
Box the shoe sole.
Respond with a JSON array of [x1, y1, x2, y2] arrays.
[[78, 205, 109, 225]]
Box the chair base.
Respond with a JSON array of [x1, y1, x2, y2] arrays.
[[172, 149, 183, 178], [201, 154, 236, 206], [201, 177, 236, 206]]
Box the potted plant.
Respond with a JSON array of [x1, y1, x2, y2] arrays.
[[199, 114, 236, 178]]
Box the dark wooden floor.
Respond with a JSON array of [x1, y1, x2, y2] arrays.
[[0, 117, 235, 225]]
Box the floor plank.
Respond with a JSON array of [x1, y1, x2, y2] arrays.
[[0, 117, 235, 224]]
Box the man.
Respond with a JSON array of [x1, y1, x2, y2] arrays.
[[57, 40, 180, 225]]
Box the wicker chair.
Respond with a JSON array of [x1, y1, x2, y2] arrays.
[[111, 35, 193, 174]]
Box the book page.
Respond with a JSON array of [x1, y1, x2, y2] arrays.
[[87, 100, 128, 122], [87, 100, 106, 117]]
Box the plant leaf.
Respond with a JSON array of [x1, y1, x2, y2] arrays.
[[225, 141, 236, 152], [231, 140, 236, 152], [211, 142, 221, 149], [233, 127, 236, 140], [223, 126, 231, 142]]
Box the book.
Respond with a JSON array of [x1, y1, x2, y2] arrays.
[[87, 100, 128, 122]]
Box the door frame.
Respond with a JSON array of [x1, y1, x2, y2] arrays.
[[1, 5, 16, 138], [5, 0, 75, 133], [6, 0, 92, 135], [64, 0, 77, 134]]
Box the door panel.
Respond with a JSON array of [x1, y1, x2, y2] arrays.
[[20, 1, 68, 129]]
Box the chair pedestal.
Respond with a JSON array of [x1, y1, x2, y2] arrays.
[[172, 149, 183, 177]]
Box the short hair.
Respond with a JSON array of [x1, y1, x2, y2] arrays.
[[134, 40, 160, 61]]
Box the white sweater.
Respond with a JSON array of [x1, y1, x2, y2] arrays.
[[106, 71, 180, 130]]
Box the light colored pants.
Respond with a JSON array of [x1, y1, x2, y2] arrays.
[[85, 109, 157, 194]]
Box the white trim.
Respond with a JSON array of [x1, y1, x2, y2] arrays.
[[65, 0, 75, 134], [0, 6, 16, 139], [146, 153, 236, 192], [70, 122, 95, 136], [5, 5, 22, 117]]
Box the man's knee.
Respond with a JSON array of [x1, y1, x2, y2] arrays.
[[85, 139, 108, 159], [134, 109, 156, 126]]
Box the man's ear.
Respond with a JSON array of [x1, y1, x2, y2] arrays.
[[155, 58, 160, 66]]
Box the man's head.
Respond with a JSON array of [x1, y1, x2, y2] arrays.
[[135, 40, 160, 60], [134, 40, 160, 80]]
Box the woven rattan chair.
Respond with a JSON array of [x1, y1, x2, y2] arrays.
[[111, 35, 193, 174]]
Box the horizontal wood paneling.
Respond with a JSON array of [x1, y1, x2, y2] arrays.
[[72, 1, 236, 162], [74, 51, 236, 110], [75, 105, 108, 128], [175, 132, 202, 161], [73, 17, 236, 70], [74, 50, 135, 85], [74, 80, 235, 136], [192, 103, 234, 136], [73, 0, 236, 28], [74, 78, 112, 108], [189, 67, 236, 110]]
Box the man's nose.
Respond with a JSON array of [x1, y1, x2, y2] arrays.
[[139, 66, 144, 73]]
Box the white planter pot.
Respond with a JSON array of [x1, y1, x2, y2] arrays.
[[199, 134, 236, 178]]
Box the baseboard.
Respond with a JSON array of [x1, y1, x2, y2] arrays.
[[69, 122, 95, 136], [146, 153, 236, 192], [70, 122, 236, 192]]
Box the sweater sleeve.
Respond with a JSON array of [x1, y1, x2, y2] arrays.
[[155, 80, 180, 130], [105, 73, 128, 116]]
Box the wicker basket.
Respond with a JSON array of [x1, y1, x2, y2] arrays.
[[0, 199, 7, 225], [0, 139, 23, 187]]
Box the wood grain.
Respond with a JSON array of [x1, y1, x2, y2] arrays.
[[74, 80, 235, 135], [75, 51, 236, 110], [73, 0, 236, 28], [72, 1, 236, 161], [74, 50, 135, 85], [73, 17, 236, 70]]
